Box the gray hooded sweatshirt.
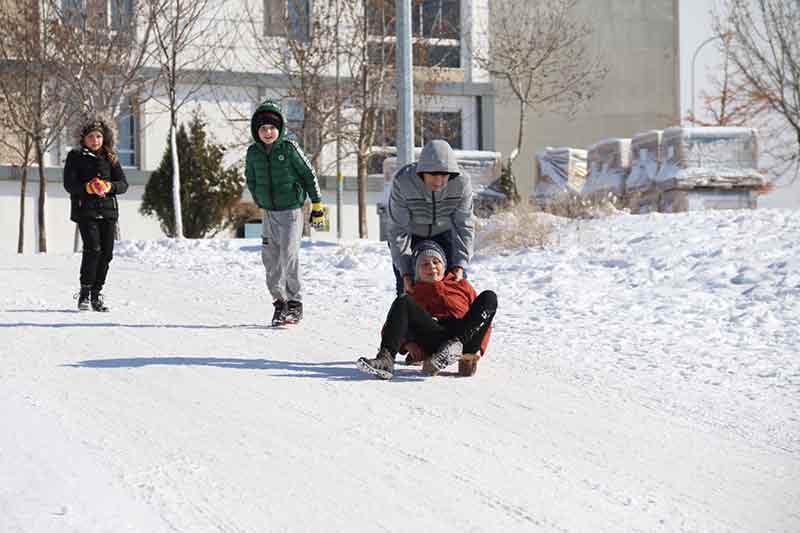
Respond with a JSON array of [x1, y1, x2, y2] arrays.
[[387, 139, 475, 276]]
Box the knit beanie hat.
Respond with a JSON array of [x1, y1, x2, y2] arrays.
[[413, 240, 447, 278], [254, 111, 282, 131], [81, 120, 105, 138]]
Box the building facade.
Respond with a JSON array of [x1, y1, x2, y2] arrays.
[[1, 0, 495, 251], [1, 0, 684, 252], [492, 0, 681, 199]]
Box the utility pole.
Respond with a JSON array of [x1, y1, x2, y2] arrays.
[[396, 0, 414, 166], [335, 0, 343, 240]]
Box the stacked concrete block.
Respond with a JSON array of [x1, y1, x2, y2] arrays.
[[581, 138, 631, 205], [654, 127, 765, 212], [626, 130, 663, 214], [533, 147, 588, 207]]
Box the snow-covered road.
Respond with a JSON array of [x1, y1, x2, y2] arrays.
[[1, 209, 798, 532]]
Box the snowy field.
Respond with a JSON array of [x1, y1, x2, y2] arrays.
[[1, 208, 799, 532]]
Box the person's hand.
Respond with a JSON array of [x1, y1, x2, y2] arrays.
[[309, 202, 326, 229], [403, 341, 426, 365], [403, 274, 414, 295], [451, 266, 464, 281], [85, 177, 111, 197]]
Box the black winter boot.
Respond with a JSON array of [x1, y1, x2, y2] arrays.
[[91, 289, 109, 312], [271, 300, 287, 326], [77, 285, 92, 311], [285, 300, 303, 323]]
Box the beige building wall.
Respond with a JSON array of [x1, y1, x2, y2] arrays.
[[492, 0, 680, 198]]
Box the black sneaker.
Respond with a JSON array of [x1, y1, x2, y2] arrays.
[[91, 291, 110, 312], [76, 286, 91, 311], [285, 300, 303, 323], [271, 300, 287, 326]]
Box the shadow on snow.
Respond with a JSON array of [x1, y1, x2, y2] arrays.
[[64, 356, 428, 382]]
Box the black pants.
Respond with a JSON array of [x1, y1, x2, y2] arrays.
[[381, 290, 497, 356], [78, 219, 116, 290], [392, 230, 466, 296]]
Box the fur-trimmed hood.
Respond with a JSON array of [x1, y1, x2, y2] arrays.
[[74, 115, 117, 151]]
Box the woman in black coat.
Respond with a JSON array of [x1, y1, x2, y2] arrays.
[[63, 117, 129, 311]]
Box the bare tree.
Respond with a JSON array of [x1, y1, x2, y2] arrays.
[[43, 0, 156, 251], [144, 0, 236, 238], [0, 0, 73, 253], [242, 0, 339, 170], [0, 123, 33, 253], [687, 36, 770, 127], [242, 0, 455, 238], [714, 0, 800, 183], [470, 0, 606, 191], [46, 0, 155, 119]]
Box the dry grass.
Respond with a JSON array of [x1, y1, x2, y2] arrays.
[[474, 194, 629, 253], [475, 203, 557, 253], [537, 192, 627, 219]]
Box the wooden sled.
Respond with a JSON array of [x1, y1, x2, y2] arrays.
[[458, 352, 481, 377], [421, 352, 481, 377]]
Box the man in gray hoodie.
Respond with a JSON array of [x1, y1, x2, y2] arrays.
[[388, 139, 475, 295]]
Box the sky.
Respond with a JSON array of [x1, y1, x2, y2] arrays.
[[1, 207, 798, 532]]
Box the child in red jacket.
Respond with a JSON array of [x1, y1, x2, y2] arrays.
[[357, 240, 497, 380]]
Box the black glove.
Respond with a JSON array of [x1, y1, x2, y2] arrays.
[[309, 202, 326, 230]]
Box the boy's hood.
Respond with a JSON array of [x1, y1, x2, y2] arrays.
[[250, 100, 287, 144]]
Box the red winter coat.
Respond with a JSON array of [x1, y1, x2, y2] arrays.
[[408, 272, 492, 355]]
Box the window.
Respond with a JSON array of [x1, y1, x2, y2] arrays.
[[61, 0, 133, 30], [264, 0, 310, 41], [418, 110, 462, 149], [61, 0, 85, 25], [116, 97, 137, 167], [366, 0, 461, 68], [373, 108, 462, 151], [283, 99, 304, 142], [367, 0, 395, 35], [413, 0, 460, 40], [110, 0, 133, 30]]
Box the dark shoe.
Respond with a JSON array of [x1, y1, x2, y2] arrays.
[[285, 300, 303, 323], [76, 285, 92, 311], [356, 348, 395, 380], [271, 300, 287, 326], [91, 291, 109, 312]]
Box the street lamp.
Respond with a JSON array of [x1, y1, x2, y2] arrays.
[[690, 32, 732, 122]]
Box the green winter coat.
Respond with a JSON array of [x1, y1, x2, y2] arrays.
[[245, 100, 321, 211]]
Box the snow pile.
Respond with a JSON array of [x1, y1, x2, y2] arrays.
[[1, 208, 799, 532]]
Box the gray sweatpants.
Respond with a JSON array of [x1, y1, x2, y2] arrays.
[[261, 208, 304, 302]]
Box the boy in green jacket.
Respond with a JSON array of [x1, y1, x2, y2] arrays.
[[245, 100, 325, 326]]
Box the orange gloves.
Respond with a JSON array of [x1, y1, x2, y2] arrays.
[[85, 177, 112, 197]]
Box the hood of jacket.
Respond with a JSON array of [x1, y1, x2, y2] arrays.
[[416, 140, 460, 178], [250, 100, 287, 145]]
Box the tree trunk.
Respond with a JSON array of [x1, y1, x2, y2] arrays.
[[516, 99, 526, 161], [357, 153, 368, 238], [35, 140, 47, 253], [170, 121, 184, 238], [17, 165, 28, 254]]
